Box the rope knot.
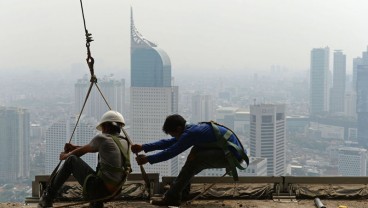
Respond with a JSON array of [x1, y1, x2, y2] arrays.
[[85, 31, 94, 44], [90, 75, 97, 83]]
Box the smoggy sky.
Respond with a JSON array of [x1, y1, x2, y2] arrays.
[[1, 0, 368, 74]]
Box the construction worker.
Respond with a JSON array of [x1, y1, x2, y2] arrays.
[[38, 110, 131, 208], [132, 114, 248, 206]]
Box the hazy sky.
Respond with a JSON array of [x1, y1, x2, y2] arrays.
[[1, 0, 368, 75]]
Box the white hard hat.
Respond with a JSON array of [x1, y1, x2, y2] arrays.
[[96, 110, 125, 131]]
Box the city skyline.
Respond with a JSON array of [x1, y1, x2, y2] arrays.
[[2, 0, 368, 74], [3, 1, 368, 202]]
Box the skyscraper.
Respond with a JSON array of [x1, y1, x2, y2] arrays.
[[310, 47, 330, 115], [353, 47, 368, 91], [329, 50, 346, 114], [357, 65, 368, 147], [344, 92, 357, 118], [250, 104, 286, 176], [356, 47, 368, 147], [338, 147, 366, 176], [74, 75, 126, 121], [191, 94, 214, 123], [353, 57, 363, 92], [130, 9, 179, 176], [45, 115, 97, 174], [0, 107, 30, 182]]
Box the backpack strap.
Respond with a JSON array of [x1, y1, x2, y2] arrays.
[[209, 121, 249, 181], [111, 135, 131, 174], [97, 135, 131, 185], [83, 135, 131, 197]]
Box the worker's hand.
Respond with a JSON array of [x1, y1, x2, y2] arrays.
[[64, 143, 76, 153], [131, 144, 143, 154], [59, 152, 70, 160], [136, 154, 148, 165]]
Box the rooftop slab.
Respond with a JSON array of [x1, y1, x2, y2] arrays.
[[4, 199, 368, 208]]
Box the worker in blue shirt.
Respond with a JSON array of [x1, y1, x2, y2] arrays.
[[131, 114, 248, 206]]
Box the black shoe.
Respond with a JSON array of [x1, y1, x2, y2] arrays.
[[150, 196, 181, 206], [38, 192, 53, 208], [38, 185, 55, 208]]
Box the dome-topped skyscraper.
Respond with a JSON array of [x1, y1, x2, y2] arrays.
[[130, 8, 179, 176], [130, 8, 171, 87]]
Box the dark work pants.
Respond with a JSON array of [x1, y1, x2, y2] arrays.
[[50, 155, 110, 200], [165, 147, 230, 201]]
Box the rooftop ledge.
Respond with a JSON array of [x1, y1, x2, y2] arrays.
[[22, 174, 368, 207]]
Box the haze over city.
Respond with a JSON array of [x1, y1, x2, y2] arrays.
[[2, 0, 368, 204], [1, 0, 368, 73]]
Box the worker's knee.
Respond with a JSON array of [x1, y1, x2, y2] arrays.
[[66, 154, 78, 161], [64, 154, 79, 166]]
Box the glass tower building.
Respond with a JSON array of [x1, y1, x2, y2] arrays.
[[74, 75, 126, 120], [309, 47, 330, 115], [356, 47, 368, 147], [130, 10, 171, 88], [130, 9, 179, 176], [329, 50, 346, 114], [0, 107, 30, 182]]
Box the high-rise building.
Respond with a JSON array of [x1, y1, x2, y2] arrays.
[[353, 57, 363, 92], [130, 9, 179, 176], [310, 47, 330, 115], [250, 104, 286, 176], [357, 65, 368, 147], [0, 107, 30, 182], [356, 47, 368, 148], [45, 115, 97, 174], [330, 50, 346, 114], [338, 147, 367, 176], [344, 92, 357, 118], [75, 75, 126, 121], [353, 47, 368, 91], [191, 94, 214, 123]]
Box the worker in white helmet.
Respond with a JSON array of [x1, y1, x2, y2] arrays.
[[38, 110, 131, 208]]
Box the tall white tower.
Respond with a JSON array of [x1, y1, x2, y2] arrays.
[[191, 94, 214, 123], [330, 50, 346, 114], [130, 9, 179, 176], [45, 115, 98, 174], [310, 47, 330, 115], [250, 104, 286, 176], [75, 75, 126, 120], [0, 107, 30, 182]]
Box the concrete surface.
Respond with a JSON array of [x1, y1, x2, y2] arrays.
[[3, 199, 368, 208]]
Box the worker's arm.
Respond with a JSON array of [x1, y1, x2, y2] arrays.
[[60, 144, 97, 160], [141, 138, 177, 152], [131, 138, 177, 154], [64, 143, 81, 153], [145, 131, 195, 164]]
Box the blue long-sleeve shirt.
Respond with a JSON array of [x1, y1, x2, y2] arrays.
[[142, 123, 246, 164]]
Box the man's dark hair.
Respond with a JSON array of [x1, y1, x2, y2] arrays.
[[162, 114, 186, 134], [101, 122, 121, 134]]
